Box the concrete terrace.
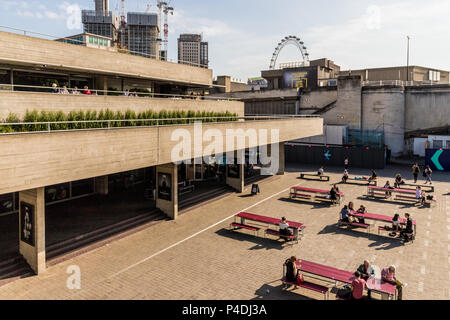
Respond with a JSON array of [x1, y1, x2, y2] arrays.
[[0, 164, 448, 300]]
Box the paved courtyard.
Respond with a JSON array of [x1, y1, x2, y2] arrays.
[[0, 164, 449, 300]]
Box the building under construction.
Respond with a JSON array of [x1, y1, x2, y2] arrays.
[[82, 0, 160, 59], [125, 12, 160, 59], [81, 0, 119, 43]]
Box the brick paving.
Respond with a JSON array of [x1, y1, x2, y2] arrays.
[[0, 164, 449, 300]]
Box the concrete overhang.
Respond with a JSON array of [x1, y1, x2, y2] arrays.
[[0, 117, 323, 194]]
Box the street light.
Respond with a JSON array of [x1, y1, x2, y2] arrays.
[[406, 36, 410, 82]]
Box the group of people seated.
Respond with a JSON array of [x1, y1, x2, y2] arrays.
[[341, 169, 377, 183], [284, 258, 406, 300], [340, 202, 367, 224], [388, 213, 415, 242], [51, 83, 97, 95]]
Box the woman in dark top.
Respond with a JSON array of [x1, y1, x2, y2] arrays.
[[369, 170, 377, 182], [285, 256, 304, 287], [394, 174, 404, 189], [356, 205, 367, 224]]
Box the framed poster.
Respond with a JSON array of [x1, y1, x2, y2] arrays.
[[20, 201, 35, 246], [158, 172, 172, 201]]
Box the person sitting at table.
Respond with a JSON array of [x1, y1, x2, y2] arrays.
[[351, 271, 367, 300], [279, 217, 293, 239], [356, 205, 367, 224], [329, 185, 338, 204], [357, 260, 375, 281], [394, 174, 405, 189], [318, 166, 324, 177], [348, 201, 355, 212], [381, 265, 406, 300], [342, 169, 349, 183], [383, 181, 394, 197], [340, 205, 351, 224], [400, 213, 414, 243], [415, 186, 426, 206], [284, 256, 304, 288], [368, 170, 377, 182], [389, 213, 401, 236]]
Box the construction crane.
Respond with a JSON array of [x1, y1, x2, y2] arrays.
[[119, 0, 126, 48], [157, 1, 173, 61]]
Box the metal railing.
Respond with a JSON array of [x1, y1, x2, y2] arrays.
[[0, 115, 320, 135], [362, 80, 448, 87], [0, 84, 239, 101], [0, 25, 209, 69]]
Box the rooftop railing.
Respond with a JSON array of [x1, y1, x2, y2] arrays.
[[0, 84, 238, 101], [0, 115, 320, 135], [0, 25, 209, 69]]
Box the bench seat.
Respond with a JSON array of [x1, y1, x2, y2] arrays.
[[350, 222, 370, 229], [231, 222, 260, 231], [282, 277, 329, 298], [265, 228, 297, 239], [289, 193, 312, 198]]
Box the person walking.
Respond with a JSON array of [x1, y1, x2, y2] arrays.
[[344, 157, 349, 170], [412, 163, 420, 183], [424, 165, 433, 185]]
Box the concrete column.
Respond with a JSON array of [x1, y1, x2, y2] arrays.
[[226, 151, 245, 193], [19, 187, 46, 274], [277, 142, 285, 175], [156, 163, 178, 220], [94, 175, 109, 195]]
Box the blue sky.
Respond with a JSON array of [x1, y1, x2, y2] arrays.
[[1, 0, 450, 80]]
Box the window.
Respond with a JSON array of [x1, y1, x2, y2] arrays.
[[94, 37, 98, 44], [89, 36, 93, 44]]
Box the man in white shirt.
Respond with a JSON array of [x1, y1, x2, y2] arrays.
[[279, 217, 292, 238]]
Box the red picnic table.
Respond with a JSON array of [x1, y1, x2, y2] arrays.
[[296, 259, 397, 299], [366, 186, 418, 202], [236, 212, 305, 240], [290, 186, 344, 204], [349, 211, 417, 236]]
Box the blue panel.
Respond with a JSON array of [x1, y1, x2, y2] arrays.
[[425, 149, 450, 171]]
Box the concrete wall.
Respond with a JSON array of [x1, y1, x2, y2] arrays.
[[0, 91, 245, 120], [0, 118, 323, 195], [322, 76, 362, 129], [362, 86, 405, 156], [0, 31, 212, 86], [405, 85, 450, 132]]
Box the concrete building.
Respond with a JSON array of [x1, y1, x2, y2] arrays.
[[0, 29, 322, 276], [56, 33, 114, 51], [178, 34, 209, 68], [340, 65, 450, 85]]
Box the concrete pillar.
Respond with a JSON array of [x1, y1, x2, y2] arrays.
[[94, 175, 109, 195], [156, 163, 178, 220], [277, 142, 285, 175], [19, 187, 46, 274], [226, 151, 245, 193]]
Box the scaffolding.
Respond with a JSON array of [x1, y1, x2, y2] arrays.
[[125, 12, 160, 59]]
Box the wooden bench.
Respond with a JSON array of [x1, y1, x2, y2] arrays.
[[281, 276, 330, 300], [338, 220, 370, 233], [265, 228, 299, 244], [230, 222, 260, 237], [344, 177, 377, 186], [394, 194, 420, 203], [400, 183, 434, 193], [300, 173, 330, 182], [378, 227, 415, 242]]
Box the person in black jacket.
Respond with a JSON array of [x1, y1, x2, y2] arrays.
[[400, 213, 414, 242]]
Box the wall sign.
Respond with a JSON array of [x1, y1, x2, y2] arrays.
[[20, 202, 35, 246], [426, 149, 450, 171]]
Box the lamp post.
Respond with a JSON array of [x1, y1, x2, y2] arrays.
[[406, 36, 410, 82]]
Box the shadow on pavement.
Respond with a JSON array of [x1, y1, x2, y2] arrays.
[[215, 228, 286, 251]]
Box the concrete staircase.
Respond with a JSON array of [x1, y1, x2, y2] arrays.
[[46, 208, 167, 263], [179, 184, 234, 212], [0, 253, 34, 286]]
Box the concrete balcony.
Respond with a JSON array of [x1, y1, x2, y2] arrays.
[[0, 91, 245, 120], [0, 116, 323, 194], [0, 31, 212, 86]]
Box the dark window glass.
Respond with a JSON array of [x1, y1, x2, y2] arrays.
[[45, 183, 70, 203], [71, 179, 95, 197]]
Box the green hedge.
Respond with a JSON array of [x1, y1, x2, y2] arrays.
[[0, 109, 238, 133]]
